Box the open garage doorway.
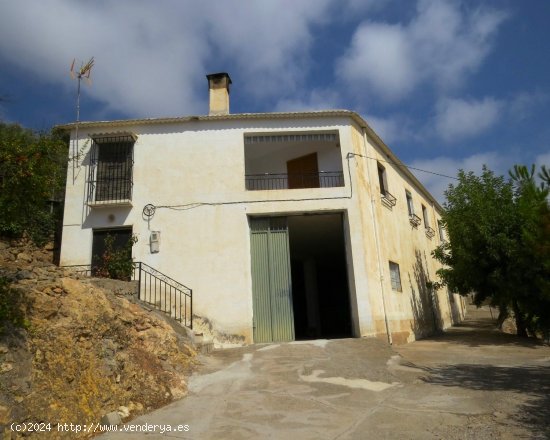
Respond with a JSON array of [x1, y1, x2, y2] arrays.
[[250, 213, 354, 343], [288, 213, 353, 340]]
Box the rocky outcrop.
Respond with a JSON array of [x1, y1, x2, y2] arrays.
[[0, 239, 196, 438]]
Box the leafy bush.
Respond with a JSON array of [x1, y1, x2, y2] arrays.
[[0, 122, 68, 245], [94, 234, 138, 281]]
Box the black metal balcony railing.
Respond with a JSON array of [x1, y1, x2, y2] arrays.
[[245, 171, 344, 190], [62, 262, 192, 329], [409, 213, 422, 228], [87, 177, 133, 203], [381, 190, 397, 208]]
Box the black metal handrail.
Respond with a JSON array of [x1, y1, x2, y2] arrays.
[[134, 262, 192, 329], [61, 262, 192, 329], [245, 171, 344, 190]]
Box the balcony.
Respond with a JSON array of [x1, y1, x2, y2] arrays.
[[409, 213, 421, 228], [244, 130, 343, 192], [87, 176, 133, 206], [425, 225, 435, 239], [245, 171, 344, 191], [381, 190, 397, 208]]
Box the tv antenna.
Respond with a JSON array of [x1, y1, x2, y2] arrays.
[[69, 57, 94, 181]]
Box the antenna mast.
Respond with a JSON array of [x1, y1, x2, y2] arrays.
[[70, 57, 94, 181]]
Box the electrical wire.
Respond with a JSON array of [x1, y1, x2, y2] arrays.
[[348, 152, 459, 181], [146, 154, 355, 215], [144, 150, 458, 216]]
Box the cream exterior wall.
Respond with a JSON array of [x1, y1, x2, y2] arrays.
[[60, 114, 464, 345], [350, 124, 465, 343]]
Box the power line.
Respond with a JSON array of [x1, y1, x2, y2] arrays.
[[144, 151, 458, 216], [349, 153, 459, 181]]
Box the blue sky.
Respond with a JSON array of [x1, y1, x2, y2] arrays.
[[1, 0, 549, 201]]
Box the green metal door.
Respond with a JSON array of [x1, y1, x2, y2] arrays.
[[250, 217, 295, 343]]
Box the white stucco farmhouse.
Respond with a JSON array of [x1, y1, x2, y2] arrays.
[[59, 73, 464, 346]]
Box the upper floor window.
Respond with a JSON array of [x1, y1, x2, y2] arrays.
[[422, 204, 435, 238], [438, 220, 447, 242], [377, 163, 388, 195], [406, 190, 414, 215], [88, 135, 135, 204], [378, 162, 396, 207]]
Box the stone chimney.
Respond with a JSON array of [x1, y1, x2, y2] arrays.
[[206, 72, 232, 115]]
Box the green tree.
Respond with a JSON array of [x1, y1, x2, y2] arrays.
[[433, 165, 550, 338], [0, 122, 68, 244], [508, 165, 550, 337]]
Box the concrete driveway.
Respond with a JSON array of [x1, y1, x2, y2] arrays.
[[101, 307, 550, 439]]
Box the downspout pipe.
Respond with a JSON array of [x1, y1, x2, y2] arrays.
[[361, 128, 393, 345]]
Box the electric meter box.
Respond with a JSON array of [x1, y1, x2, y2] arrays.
[[150, 231, 160, 253]]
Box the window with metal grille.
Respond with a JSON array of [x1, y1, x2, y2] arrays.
[[389, 261, 402, 292], [88, 135, 134, 203]]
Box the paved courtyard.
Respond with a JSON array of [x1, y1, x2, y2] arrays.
[[102, 307, 550, 439]]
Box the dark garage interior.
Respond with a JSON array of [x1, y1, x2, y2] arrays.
[[288, 213, 353, 340]]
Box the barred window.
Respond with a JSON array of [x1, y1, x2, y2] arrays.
[[89, 135, 134, 203]]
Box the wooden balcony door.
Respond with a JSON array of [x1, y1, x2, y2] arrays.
[[287, 153, 320, 189]]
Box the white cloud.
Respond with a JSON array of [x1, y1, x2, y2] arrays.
[[337, 0, 508, 102], [365, 89, 545, 147], [0, 0, 334, 119], [409, 152, 516, 203], [274, 89, 341, 112], [338, 23, 416, 101], [435, 97, 502, 142], [205, 1, 333, 99], [364, 113, 415, 144], [508, 91, 549, 121]]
